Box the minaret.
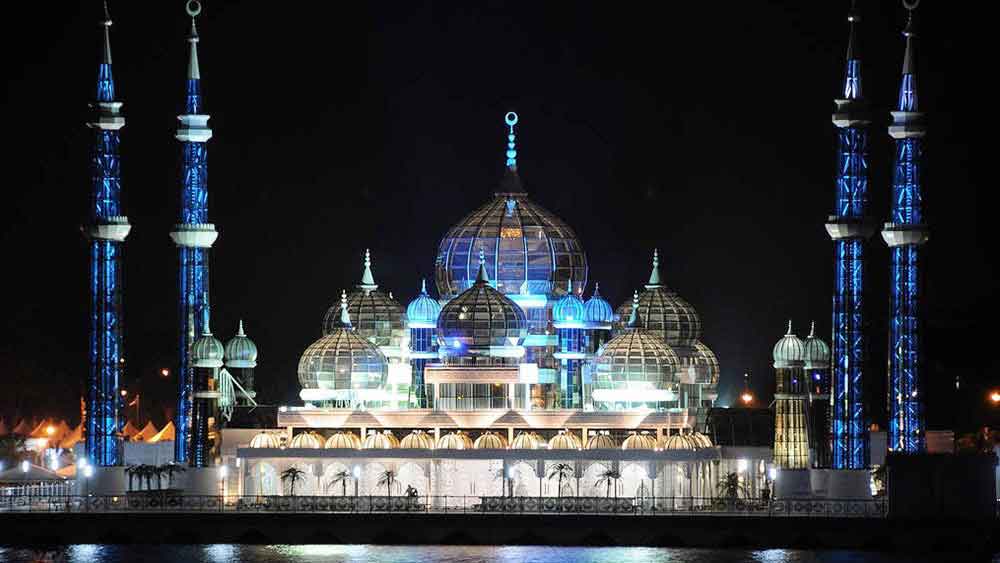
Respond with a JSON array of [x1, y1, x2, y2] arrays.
[[772, 322, 810, 470], [170, 1, 217, 464], [882, 1, 928, 453], [553, 279, 586, 408], [190, 303, 223, 468], [825, 0, 873, 470], [85, 1, 131, 468]]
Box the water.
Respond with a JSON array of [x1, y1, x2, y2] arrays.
[[0, 546, 980, 563]]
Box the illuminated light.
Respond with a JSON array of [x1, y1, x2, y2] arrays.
[[83, 465, 95, 478], [737, 459, 748, 473], [452, 339, 462, 349], [77, 458, 89, 469], [218, 465, 228, 479], [352, 465, 361, 479], [740, 392, 754, 405], [120, 389, 128, 397], [989, 391, 1000, 404], [49, 459, 59, 471], [814, 373, 821, 381], [46, 425, 55, 436], [21, 460, 30, 473], [499, 227, 523, 239], [161, 368, 170, 377], [769, 467, 777, 480]]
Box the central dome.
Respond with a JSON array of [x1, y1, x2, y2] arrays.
[[434, 114, 587, 299]]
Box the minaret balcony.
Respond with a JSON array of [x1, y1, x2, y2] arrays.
[[88, 102, 125, 131], [889, 111, 926, 139], [825, 216, 875, 240], [87, 215, 131, 242], [176, 114, 213, 143], [170, 223, 218, 248], [881, 223, 929, 247], [831, 99, 870, 128]]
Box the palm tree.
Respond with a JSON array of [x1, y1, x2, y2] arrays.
[[595, 468, 622, 500], [547, 463, 574, 499], [160, 463, 186, 489], [0, 434, 28, 467], [154, 465, 165, 490], [327, 470, 351, 496], [125, 465, 139, 491], [376, 469, 397, 497], [140, 464, 156, 491], [716, 471, 750, 501], [281, 467, 307, 496]]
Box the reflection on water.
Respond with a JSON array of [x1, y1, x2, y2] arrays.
[[0, 545, 962, 563]]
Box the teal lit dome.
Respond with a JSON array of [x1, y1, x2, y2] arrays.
[[802, 322, 831, 370], [192, 329, 224, 369], [552, 280, 585, 324], [224, 320, 258, 368], [773, 321, 805, 368], [583, 283, 614, 324], [406, 279, 441, 329]]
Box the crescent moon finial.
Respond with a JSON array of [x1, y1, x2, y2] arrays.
[[505, 111, 518, 127], [186, 0, 203, 18]]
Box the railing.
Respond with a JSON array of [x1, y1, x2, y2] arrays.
[[0, 494, 888, 518]]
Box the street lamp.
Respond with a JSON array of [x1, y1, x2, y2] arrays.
[[161, 368, 170, 377], [990, 390, 1000, 405]]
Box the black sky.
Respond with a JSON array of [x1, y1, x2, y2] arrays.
[[0, 2, 992, 432]]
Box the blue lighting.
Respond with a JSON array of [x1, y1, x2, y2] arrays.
[[406, 280, 441, 327], [583, 284, 614, 324], [552, 288, 585, 324], [505, 112, 518, 168]]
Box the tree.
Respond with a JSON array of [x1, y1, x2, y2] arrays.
[[0, 434, 28, 468], [328, 469, 351, 496], [140, 464, 156, 491], [281, 467, 307, 496], [160, 463, 186, 489], [595, 468, 622, 500], [125, 465, 139, 491], [547, 463, 574, 499], [376, 469, 397, 497], [716, 471, 750, 501]]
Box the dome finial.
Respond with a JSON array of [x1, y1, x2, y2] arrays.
[[337, 289, 352, 328], [593, 282, 600, 296], [808, 320, 816, 338], [237, 319, 246, 337], [420, 278, 428, 294], [627, 290, 641, 328], [504, 112, 518, 170], [646, 248, 663, 288], [786, 319, 793, 335], [567, 278, 573, 295], [185, 1, 202, 81], [475, 247, 490, 284], [359, 248, 378, 292]]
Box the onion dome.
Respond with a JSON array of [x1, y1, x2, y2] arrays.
[[400, 430, 435, 449], [437, 250, 527, 352], [585, 431, 618, 450], [773, 321, 805, 368], [802, 321, 831, 370], [553, 279, 586, 324], [511, 431, 544, 449], [362, 430, 397, 449], [224, 320, 258, 368], [621, 431, 657, 450], [584, 282, 614, 324], [192, 327, 224, 369], [249, 432, 281, 448], [473, 431, 508, 449], [614, 249, 702, 346], [674, 341, 721, 386], [298, 291, 388, 403], [406, 279, 441, 329], [659, 433, 697, 451], [547, 429, 583, 450], [434, 113, 588, 300], [690, 432, 714, 448], [289, 432, 323, 449], [592, 292, 680, 406], [436, 431, 474, 450], [322, 250, 407, 348], [324, 431, 361, 449]]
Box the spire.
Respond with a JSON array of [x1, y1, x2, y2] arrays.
[[358, 249, 378, 293], [786, 319, 794, 336], [420, 278, 428, 295], [185, 1, 202, 81], [504, 112, 518, 170], [842, 0, 862, 100], [627, 290, 642, 328], [592, 282, 601, 297], [101, 1, 113, 65], [201, 291, 212, 336], [896, 1, 919, 112], [475, 248, 490, 284], [567, 278, 573, 295], [95, 1, 116, 103], [332, 290, 352, 329], [808, 321, 816, 338], [645, 249, 663, 289], [237, 319, 246, 337]]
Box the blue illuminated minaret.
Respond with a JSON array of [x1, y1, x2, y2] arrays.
[[553, 280, 586, 408], [406, 279, 441, 408], [85, 1, 131, 467], [882, 3, 928, 453], [170, 1, 217, 464], [825, 1, 873, 470]]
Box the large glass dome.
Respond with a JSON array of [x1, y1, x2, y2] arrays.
[[614, 250, 701, 346], [437, 259, 527, 357]]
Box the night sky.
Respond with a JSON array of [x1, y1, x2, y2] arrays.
[[0, 2, 991, 432]]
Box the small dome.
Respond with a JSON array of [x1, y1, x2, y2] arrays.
[[690, 432, 714, 448], [613, 250, 702, 346], [773, 321, 805, 368], [437, 253, 527, 351], [802, 322, 831, 370], [552, 280, 586, 324], [585, 431, 618, 450], [621, 431, 657, 450], [473, 431, 508, 449], [400, 430, 435, 449], [324, 431, 361, 449], [511, 431, 544, 449], [299, 292, 389, 403], [192, 329, 224, 369], [362, 430, 397, 449], [249, 432, 281, 449], [437, 431, 474, 450], [659, 433, 697, 451], [289, 432, 323, 449], [224, 320, 258, 368], [584, 283, 614, 324], [548, 430, 583, 450], [322, 250, 407, 348], [406, 280, 441, 328], [674, 342, 721, 386]]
